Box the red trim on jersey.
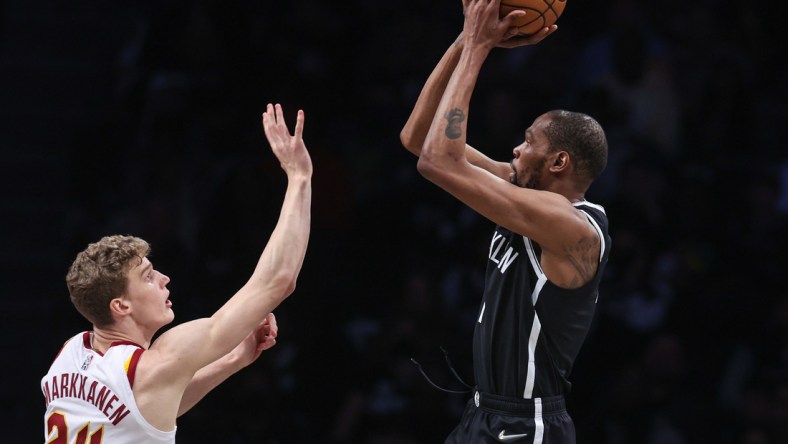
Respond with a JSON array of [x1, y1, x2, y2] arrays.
[[110, 340, 145, 349], [82, 332, 144, 356], [84, 331, 107, 356], [126, 348, 144, 388], [82, 331, 92, 349]]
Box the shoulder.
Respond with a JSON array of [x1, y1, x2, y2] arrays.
[[573, 200, 607, 218], [573, 200, 611, 260], [58, 331, 91, 354], [573, 201, 609, 232]]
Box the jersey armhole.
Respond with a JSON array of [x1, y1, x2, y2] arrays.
[[125, 348, 145, 388], [580, 209, 606, 262]]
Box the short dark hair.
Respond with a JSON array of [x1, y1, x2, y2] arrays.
[[544, 110, 608, 183], [66, 235, 150, 327]]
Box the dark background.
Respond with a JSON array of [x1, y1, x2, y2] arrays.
[[2, 0, 787, 443]]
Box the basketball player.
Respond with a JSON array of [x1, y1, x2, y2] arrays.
[[400, 1, 611, 443], [41, 103, 312, 443]]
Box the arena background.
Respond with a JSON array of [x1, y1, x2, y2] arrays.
[[2, 0, 787, 442]]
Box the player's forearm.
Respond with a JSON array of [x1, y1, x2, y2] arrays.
[[177, 353, 242, 417], [400, 34, 464, 156], [209, 176, 311, 357], [418, 47, 487, 174], [250, 175, 312, 296]]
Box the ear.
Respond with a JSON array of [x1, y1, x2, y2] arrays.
[[550, 151, 570, 173], [109, 297, 131, 317]]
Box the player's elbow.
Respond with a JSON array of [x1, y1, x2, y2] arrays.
[[269, 272, 298, 301], [398, 128, 410, 148], [283, 278, 297, 298], [399, 128, 421, 156], [416, 151, 441, 181], [418, 147, 467, 188]]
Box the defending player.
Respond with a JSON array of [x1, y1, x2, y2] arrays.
[[41, 103, 311, 443]]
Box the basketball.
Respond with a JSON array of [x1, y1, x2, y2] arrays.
[[501, 0, 567, 36]]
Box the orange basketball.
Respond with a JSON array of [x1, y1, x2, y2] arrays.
[[500, 0, 567, 36]]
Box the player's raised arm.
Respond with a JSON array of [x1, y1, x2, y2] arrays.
[[401, 18, 556, 182], [401, 32, 512, 180], [133, 103, 312, 430], [202, 103, 310, 364], [400, 33, 464, 157], [417, 0, 522, 182]]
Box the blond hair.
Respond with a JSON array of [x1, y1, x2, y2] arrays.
[[66, 235, 150, 327]]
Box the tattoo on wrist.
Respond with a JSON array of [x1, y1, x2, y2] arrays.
[[445, 108, 465, 139]]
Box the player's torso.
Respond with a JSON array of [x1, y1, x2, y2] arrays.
[[41, 332, 176, 444], [473, 203, 611, 399]]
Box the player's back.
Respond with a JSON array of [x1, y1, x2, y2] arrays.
[[41, 332, 176, 444]]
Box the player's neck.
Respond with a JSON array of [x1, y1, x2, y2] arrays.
[[559, 177, 588, 203], [546, 183, 584, 204], [91, 326, 147, 353]]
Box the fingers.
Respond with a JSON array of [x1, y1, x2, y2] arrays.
[[293, 110, 304, 139], [264, 312, 278, 339], [501, 9, 526, 27], [274, 103, 285, 128], [262, 103, 303, 142], [501, 10, 527, 38], [258, 336, 276, 352], [258, 313, 278, 352], [498, 23, 557, 48], [529, 24, 558, 42], [262, 103, 277, 141], [262, 103, 290, 132]]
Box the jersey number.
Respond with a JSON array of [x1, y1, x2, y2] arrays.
[[46, 412, 104, 444]]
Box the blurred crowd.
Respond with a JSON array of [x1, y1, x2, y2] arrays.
[[5, 0, 788, 443]]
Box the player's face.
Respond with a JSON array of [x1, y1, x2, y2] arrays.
[[124, 257, 173, 331], [510, 115, 552, 190]]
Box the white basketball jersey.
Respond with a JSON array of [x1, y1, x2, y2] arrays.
[[41, 332, 176, 443]]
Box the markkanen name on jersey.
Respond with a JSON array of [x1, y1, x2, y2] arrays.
[[42, 372, 131, 426]]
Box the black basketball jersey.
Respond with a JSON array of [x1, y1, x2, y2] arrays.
[[472, 201, 611, 399]]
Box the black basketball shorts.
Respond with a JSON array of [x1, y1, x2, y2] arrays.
[[445, 391, 575, 444]]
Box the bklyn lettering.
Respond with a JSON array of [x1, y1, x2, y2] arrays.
[[489, 231, 519, 273]]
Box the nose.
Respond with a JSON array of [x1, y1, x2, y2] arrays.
[[512, 145, 521, 158], [161, 273, 170, 287]]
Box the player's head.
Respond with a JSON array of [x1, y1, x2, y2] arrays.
[[67, 235, 171, 329], [510, 110, 608, 191], [543, 110, 608, 185]]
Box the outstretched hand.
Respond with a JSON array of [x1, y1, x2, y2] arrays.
[[262, 103, 313, 178], [231, 313, 279, 368]]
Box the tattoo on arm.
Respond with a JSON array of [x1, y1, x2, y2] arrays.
[[444, 108, 465, 140], [565, 235, 600, 286]]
